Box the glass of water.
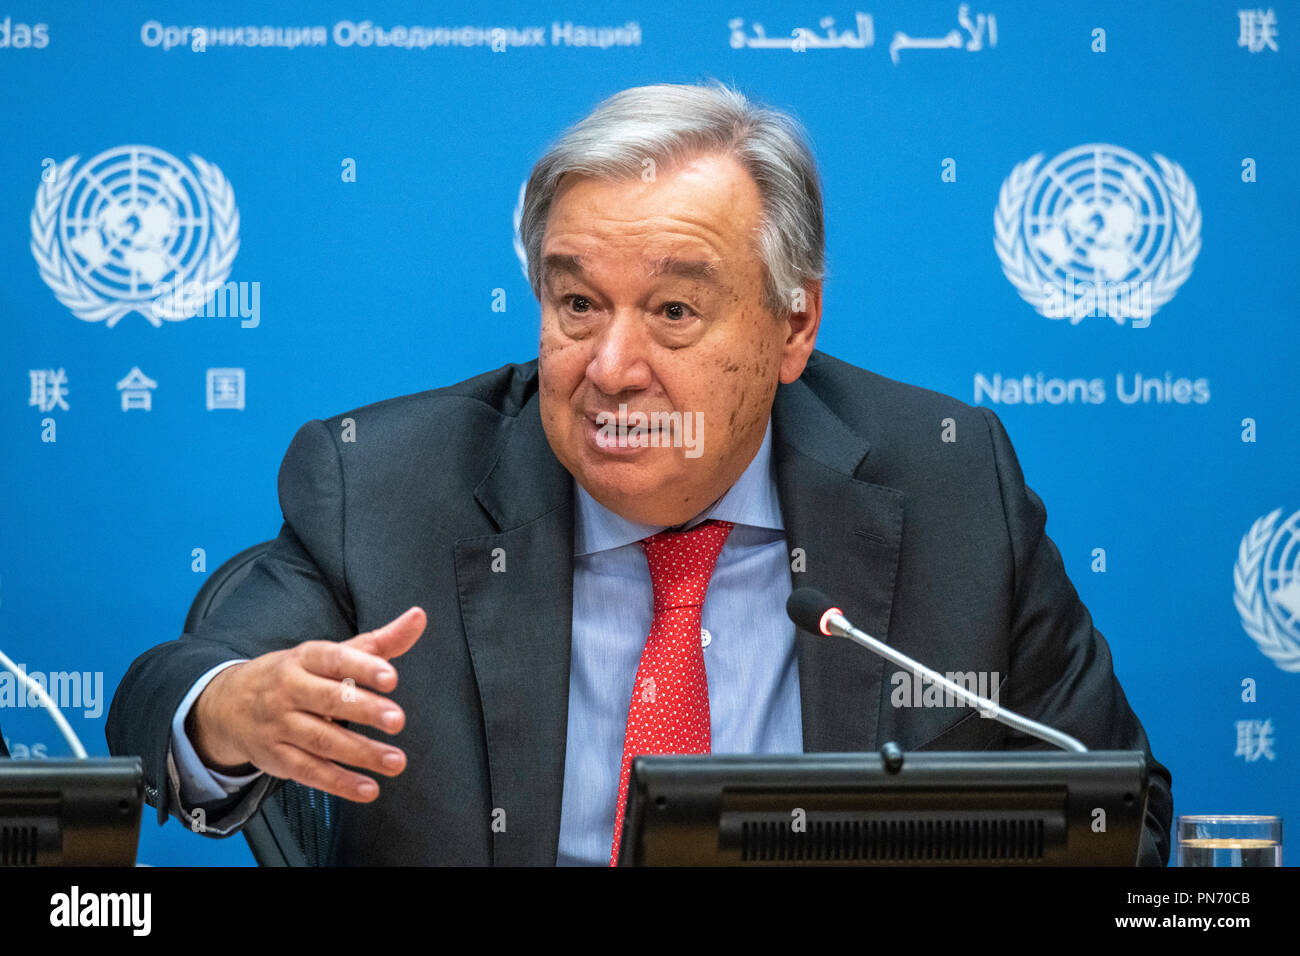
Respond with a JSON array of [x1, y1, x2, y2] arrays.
[[1177, 815, 1282, 867]]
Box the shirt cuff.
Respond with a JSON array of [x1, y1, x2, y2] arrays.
[[170, 659, 262, 804]]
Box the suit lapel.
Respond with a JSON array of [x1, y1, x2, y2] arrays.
[[455, 392, 574, 866], [772, 376, 905, 753]]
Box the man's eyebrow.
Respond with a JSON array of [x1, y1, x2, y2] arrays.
[[541, 253, 722, 286], [542, 253, 585, 283], [646, 256, 721, 284]]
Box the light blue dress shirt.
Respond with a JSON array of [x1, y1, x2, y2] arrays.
[[170, 420, 804, 863], [557, 420, 803, 865]]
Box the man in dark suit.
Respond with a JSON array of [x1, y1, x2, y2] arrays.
[[106, 80, 1173, 865]]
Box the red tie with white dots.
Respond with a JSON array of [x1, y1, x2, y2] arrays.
[[609, 518, 735, 866]]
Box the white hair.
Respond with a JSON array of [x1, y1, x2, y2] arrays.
[[520, 80, 826, 318]]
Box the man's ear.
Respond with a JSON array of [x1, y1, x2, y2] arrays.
[[778, 280, 823, 384]]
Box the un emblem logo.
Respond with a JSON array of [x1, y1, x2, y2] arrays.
[[1234, 508, 1300, 672], [994, 144, 1200, 326], [30, 146, 239, 326]]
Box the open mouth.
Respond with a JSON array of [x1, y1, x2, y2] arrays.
[[584, 415, 666, 454]]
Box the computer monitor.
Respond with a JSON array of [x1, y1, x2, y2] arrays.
[[0, 757, 144, 866], [618, 749, 1150, 866]]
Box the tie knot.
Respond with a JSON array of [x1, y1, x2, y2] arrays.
[[640, 519, 734, 611]]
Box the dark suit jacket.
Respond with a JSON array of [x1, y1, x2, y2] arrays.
[[106, 350, 1173, 864]]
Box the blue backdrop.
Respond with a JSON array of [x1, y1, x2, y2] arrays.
[[2, 0, 1296, 866]]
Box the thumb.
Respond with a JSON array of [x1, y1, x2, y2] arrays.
[[347, 607, 426, 660]]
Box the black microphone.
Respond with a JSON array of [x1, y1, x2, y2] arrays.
[[784, 586, 1087, 752], [786, 587, 843, 637]]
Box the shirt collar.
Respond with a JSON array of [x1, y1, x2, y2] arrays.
[[573, 418, 783, 557]]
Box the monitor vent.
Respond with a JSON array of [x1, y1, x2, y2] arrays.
[[0, 825, 40, 866], [740, 816, 1046, 863]]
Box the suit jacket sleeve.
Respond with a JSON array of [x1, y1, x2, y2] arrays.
[[980, 406, 1174, 866], [106, 419, 358, 835]]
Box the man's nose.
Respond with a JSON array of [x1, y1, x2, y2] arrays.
[[585, 311, 652, 396]]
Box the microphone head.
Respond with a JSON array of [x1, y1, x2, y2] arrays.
[[786, 587, 843, 637]]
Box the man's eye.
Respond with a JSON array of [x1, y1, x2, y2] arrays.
[[564, 295, 593, 314], [662, 302, 695, 321]]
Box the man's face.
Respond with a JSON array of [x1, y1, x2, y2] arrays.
[[537, 151, 820, 527]]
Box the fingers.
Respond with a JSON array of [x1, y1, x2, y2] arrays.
[[290, 672, 406, 734], [345, 607, 426, 661], [281, 711, 405, 781], [210, 612, 427, 803], [297, 640, 400, 694], [259, 738, 390, 804]]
